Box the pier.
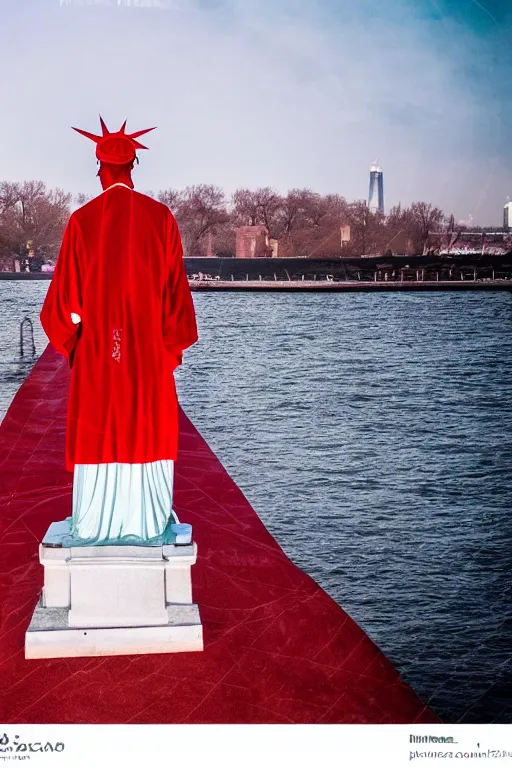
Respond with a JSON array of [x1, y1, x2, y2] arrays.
[[0, 271, 511, 292], [0, 347, 438, 724], [188, 279, 512, 292]]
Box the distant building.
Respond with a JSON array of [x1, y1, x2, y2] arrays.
[[235, 226, 271, 258], [368, 163, 384, 215], [504, 200, 512, 230], [340, 225, 351, 245]]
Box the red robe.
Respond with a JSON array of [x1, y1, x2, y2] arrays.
[[41, 184, 198, 472]]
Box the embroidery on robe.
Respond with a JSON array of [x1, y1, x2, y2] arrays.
[[112, 329, 123, 363]]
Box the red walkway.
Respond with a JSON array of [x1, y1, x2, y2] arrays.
[[0, 347, 438, 724]]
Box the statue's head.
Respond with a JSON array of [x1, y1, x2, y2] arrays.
[[97, 159, 136, 191], [71, 116, 156, 190]]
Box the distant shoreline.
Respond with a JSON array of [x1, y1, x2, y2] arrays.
[[1, 273, 511, 291]]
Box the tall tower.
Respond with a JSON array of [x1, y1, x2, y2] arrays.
[[368, 162, 384, 215], [504, 198, 512, 230]]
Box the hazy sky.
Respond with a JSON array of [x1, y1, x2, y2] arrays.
[[1, 0, 511, 224]]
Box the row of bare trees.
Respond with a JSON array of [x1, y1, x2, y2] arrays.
[[153, 185, 452, 258], [0, 179, 493, 267]]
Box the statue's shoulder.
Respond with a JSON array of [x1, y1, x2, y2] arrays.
[[71, 189, 173, 228], [71, 193, 103, 220], [132, 190, 172, 220]]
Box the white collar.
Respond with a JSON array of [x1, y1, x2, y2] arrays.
[[102, 182, 133, 193]]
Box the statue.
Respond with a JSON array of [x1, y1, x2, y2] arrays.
[[26, 118, 203, 657], [40, 117, 198, 547]]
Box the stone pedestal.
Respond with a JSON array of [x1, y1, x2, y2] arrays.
[[25, 521, 203, 659]]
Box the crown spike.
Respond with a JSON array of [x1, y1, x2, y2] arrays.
[[128, 126, 156, 140], [99, 116, 110, 137], [119, 120, 127, 134], [72, 126, 101, 143]]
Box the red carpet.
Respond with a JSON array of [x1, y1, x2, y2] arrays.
[[0, 347, 438, 724]]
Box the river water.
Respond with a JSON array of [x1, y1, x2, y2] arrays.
[[1, 281, 511, 724]]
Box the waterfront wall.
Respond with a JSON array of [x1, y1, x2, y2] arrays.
[[185, 255, 512, 281], [1, 253, 511, 282]]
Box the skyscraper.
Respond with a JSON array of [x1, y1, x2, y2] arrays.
[[504, 199, 512, 230], [368, 162, 384, 215]]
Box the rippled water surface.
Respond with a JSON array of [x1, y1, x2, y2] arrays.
[[1, 282, 511, 723]]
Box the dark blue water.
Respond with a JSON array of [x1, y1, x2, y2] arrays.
[[1, 283, 511, 723]]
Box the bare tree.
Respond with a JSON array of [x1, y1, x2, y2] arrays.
[[344, 201, 384, 256], [291, 194, 349, 258], [232, 188, 349, 257], [157, 188, 182, 211], [278, 189, 311, 236], [257, 188, 282, 236], [381, 204, 412, 254], [231, 187, 283, 236], [0, 181, 71, 265], [380, 202, 448, 256], [231, 188, 262, 226], [159, 184, 229, 257], [408, 201, 445, 255]]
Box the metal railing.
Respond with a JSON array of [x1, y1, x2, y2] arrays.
[[19, 317, 36, 358]]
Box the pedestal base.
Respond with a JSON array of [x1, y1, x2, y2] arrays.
[[25, 521, 204, 659], [26, 602, 203, 659]]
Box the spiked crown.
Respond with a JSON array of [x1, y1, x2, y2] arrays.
[[72, 116, 156, 165]]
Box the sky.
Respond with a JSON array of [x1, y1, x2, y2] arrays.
[[0, 0, 511, 224]]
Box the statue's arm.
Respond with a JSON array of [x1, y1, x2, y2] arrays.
[[40, 215, 84, 363], [162, 213, 198, 369]]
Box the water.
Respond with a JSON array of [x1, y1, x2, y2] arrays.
[[1, 282, 511, 724], [0, 283, 50, 416]]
